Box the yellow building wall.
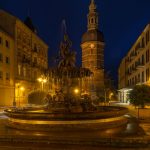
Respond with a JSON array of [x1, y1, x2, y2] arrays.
[[0, 30, 14, 106]]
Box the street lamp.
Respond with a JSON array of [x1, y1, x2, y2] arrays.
[[38, 76, 47, 90], [74, 88, 79, 94]]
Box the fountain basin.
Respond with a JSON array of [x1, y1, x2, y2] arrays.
[[4, 106, 128, 131]]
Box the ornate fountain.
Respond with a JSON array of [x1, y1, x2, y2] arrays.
[[4, 30, 128, 132], [45, 33, 94, 113]]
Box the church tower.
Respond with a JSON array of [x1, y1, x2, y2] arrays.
[[81, 0, 105, 95]]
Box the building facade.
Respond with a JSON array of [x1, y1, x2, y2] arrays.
[[118, 24, 150, 103], [81, 0, 105, 96], [0, 29, 15, 106], [0, 10, 48, 106]]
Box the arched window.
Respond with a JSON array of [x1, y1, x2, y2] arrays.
[[91, 18, 94, 23]]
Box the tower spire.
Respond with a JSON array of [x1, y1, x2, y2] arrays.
[[87, 0, 98, 30], [89, 0, 96, 11]]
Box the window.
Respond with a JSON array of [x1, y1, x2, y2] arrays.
[[6, 72, 10, 80], [146, 68, 149, 81], [34, 71, 37, 79], [0, 71, 3, 79], [34, 44, 38, 52], [146, 31, 149, 45], [138, 58, 140, 65], [0, 37, 2, 44], [6, 56, 10, 64], [130, 79, 131, 85], [91, 18, 94, 24], [5, 40, 9, 48], [132, 77, 134, 85], [142, 54, 145, 65], [142, 37, 145, 48], [138, 74, 140, 82], [33, 57, 37, 64], [0, 53, 3, 62], [146, 49, 150, 63], [142, 71, 144, 82], [135, 76, 137, 84]]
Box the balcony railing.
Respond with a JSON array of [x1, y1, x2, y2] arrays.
[[136, 47, 144, 52], [137, 64, 144, 69]]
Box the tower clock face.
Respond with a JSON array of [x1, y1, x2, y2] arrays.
[[90, 43, 95, 49]]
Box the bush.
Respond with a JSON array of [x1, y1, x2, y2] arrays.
[[28, 90, 47, 105], [128, 85, 150, 108]]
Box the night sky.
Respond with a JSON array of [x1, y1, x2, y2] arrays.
[[1, 0, 150, 86]]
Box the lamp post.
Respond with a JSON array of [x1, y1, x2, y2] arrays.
[[38, 76, 47, 91]]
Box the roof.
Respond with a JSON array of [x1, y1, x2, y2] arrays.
[[81, 29, 104, 43]]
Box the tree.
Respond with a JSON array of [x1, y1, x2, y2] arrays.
[[128, 85, 150, 108], [28, 90, 47, 105]]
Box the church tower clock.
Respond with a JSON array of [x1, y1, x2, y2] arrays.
[[81, 0, 105, 95]]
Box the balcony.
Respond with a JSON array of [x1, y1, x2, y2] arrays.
[[136, 47, 144, 53], [137, 64, 144, 69], [130, 52, 137, 60], [22, 58, 31, 65], [32, 62, 39, 68], [132, 68, 137, 73]]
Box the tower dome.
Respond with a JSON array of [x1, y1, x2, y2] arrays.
[[81, 29, 104, 44]]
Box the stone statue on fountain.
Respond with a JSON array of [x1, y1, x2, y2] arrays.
[[46, 28, 94, 113]]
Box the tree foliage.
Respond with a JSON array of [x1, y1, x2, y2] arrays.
[[128, 85, 150, 108], [28, 90, 47, 105]]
